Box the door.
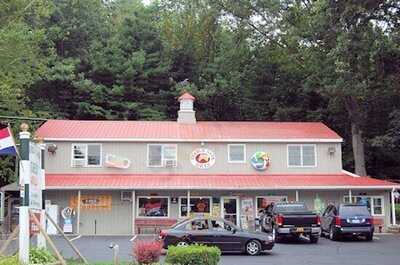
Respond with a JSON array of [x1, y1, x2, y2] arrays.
[[221, 197, 239, 225], [210, 219, 242, 252]]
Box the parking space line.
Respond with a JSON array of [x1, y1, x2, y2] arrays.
[[70, 235, 82, 241]]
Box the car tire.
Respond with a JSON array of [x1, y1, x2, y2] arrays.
[[366, 233, 373, 241], [310, 236, 319, 244], [246, 240, 262, 256], [329, 226, 340, 241]]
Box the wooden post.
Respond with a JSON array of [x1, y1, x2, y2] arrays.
[[45, 211, 88, 264], [77, 190, 81, 234], [29, 210, 67, 265], [131, 190, 136, 235]]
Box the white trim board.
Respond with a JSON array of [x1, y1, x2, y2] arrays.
[[45, 185, 400, 190], [43, 138, 343, 143]]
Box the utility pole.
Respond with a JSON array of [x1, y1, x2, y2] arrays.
[[19, 123, 30, 264]]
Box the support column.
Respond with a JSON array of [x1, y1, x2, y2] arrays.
[[19, 124, 30, 264], [391, 188, 397, 226], [76, 190, 81, 234], [132, 190, 136, 235], [187, 190, 191, 217], [295, 190, 299, 202], [0, 191, 4, 223], [348, 189, 352, 203]]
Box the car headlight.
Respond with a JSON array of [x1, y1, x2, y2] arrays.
[[267, 235, 274, 241]]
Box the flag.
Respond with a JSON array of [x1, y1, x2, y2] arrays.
[[0, 127, 18, 156]]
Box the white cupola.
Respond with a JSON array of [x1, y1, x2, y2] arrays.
[[177, 92, 196, 124]]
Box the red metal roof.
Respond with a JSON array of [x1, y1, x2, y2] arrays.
[[36, 120, 341, 141], [45, 173, 398, 190], [178, 92, 195, 101]]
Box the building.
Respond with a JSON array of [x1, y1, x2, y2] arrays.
[[36, 92, 399, 235]]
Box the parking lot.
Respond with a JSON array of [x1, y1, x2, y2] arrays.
[[49, 234, 400, 265]]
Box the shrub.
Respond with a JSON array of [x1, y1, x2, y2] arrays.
[[165, 244, 221, 265], [0, 255, 19, 265], [395, 204, 400, 221], [132, 240, 162, 264], [30, 247, 56, 264]]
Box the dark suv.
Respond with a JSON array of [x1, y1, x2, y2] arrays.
[[321, 204, 374, 241]]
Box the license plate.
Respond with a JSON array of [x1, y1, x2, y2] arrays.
[[296, 227, 304, 232], [351, 219, 361, 224]]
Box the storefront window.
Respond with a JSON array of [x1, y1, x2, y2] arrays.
[[137, 197, 169, 217], [343, 196, 383, 216], [180, 197, 211, 217]]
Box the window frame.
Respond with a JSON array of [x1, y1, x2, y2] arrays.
[[71, 143, 102, 167], [287, 144, 317, 168], [227, 144, 246, 163], [147, 144, 178, 168], [255, 196, 288, 217], [178, 196, 213, 218], [343, 195, 384, 216], [136, 196, 171, 218]]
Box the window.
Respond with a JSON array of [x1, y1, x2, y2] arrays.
[[256, 196, 287, 216], [147, 144, 177, 167], [228, 144, 246, 163], [343, 196, 384, 216], [185, 219, 209, 231], [137, 197, 169, 217], [287, 145, 316, 167], [71, 144, 102, 167], [180, 197, 212, 217]]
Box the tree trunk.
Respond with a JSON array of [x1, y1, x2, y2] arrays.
[[344, 96, 367, 176], [351, 121, 367, 176]]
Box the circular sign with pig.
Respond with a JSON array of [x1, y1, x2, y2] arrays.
[[190, 148, 216, 169]]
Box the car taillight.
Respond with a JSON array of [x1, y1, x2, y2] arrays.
[[159, 230, 167, 239], [276, 214, 284, 226], [316, 215, 321, 225], [335, 216, 341, 226]]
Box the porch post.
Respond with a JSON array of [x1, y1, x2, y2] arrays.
[[295, 190, 299, 202], [348, 189, 352, 203], [391, 188, 396, 226], [187, 190, 191, 217], [0, 191, 4, 223], [132, 190, 136, 234], [76, 190, 81, 234]]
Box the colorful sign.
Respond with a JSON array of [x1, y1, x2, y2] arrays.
[[70, 195, 112, 210], [250, 151, 270, 171], [29, 142, 43, 210], [61, 207, 74, 233], [240, 197, 255, 230], [190, 148, 216, 169], [105, 154, 131, 169]]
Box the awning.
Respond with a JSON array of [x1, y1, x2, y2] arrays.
[[45, 172, 400, 190]]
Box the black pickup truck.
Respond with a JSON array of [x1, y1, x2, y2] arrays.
[[259, 202, 321, 243]]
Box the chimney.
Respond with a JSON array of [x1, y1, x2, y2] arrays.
[[177, 92, 196, 124]]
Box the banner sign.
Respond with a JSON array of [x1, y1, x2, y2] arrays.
[[240, 197, 255, 230], [70, 195, 112, 210], [29, 212, 41, 236], [190, 148, 216, 169], [29, 142, 43, 210]]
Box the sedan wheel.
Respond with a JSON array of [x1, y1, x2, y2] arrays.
[[177, 241, 189, 247], [246, 240, 261, 256]]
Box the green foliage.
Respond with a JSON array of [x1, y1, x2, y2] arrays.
[[165, 245, 221, 265], [29, 247, 56, 264], [0, 255, 19, 265], [396, 204, 400, 221]]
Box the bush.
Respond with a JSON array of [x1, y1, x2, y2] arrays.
[[165, 244, 221, 265], [30, 247, 56, 264], [396, 204, 400, 221], [132, 240, 162, 264], [0, 255, 19, 265]]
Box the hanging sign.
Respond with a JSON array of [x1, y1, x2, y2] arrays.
[[250, 151, 270, 171], [190, 148, 216, 169], [105, 154, 131, 169], [70, 195, 112, 210]]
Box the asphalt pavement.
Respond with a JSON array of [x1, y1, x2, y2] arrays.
[[46, 234, 400, 265]]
